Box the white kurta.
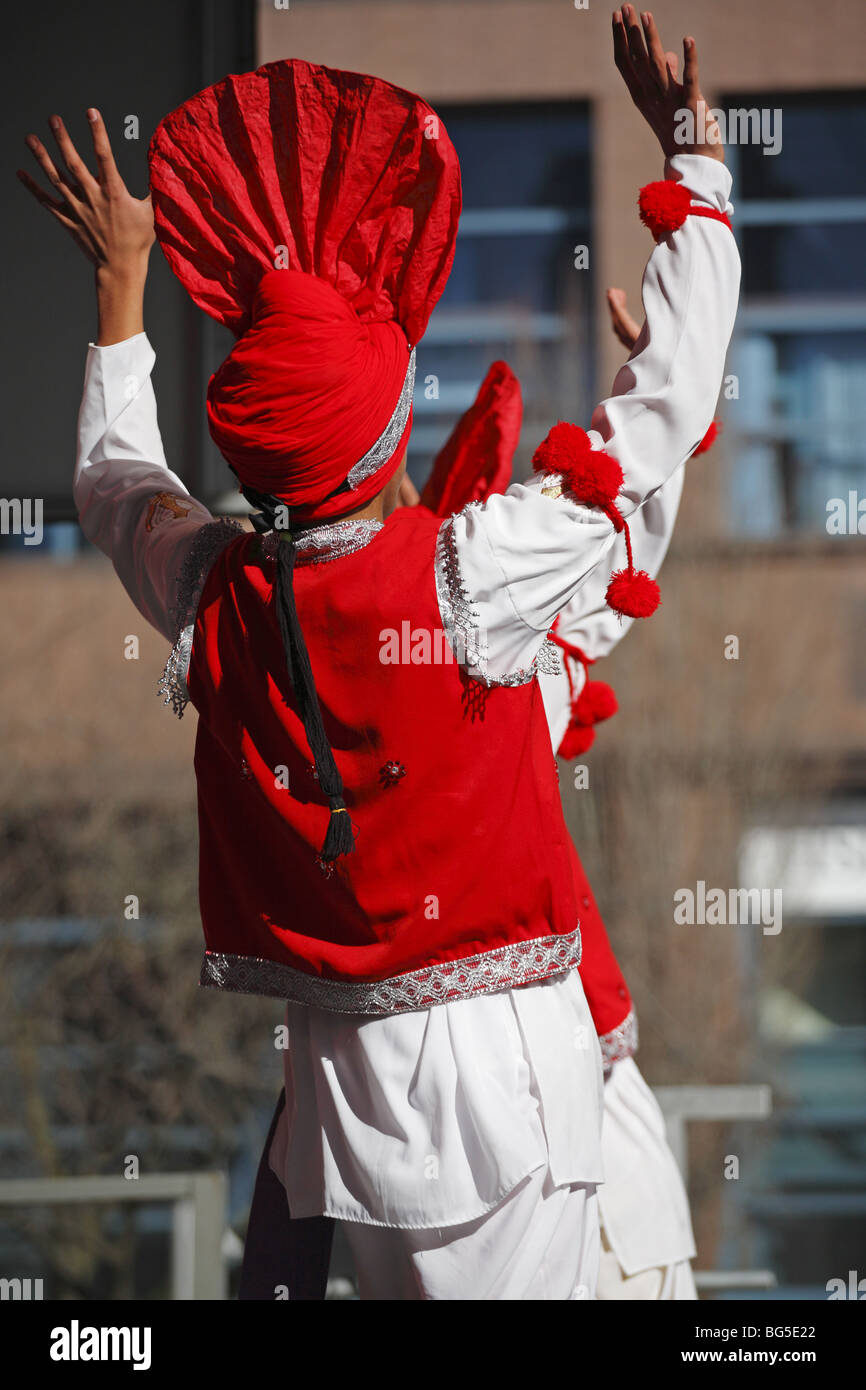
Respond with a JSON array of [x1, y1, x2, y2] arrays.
[[72, 152, 739, 1289], [269, 970, 604, 1229], [597, 1058, 696, 1279]]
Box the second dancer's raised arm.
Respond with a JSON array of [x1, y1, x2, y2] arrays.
[[435, 10, 740, 686]]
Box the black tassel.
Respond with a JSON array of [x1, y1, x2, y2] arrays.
[[273, 528, 355, 864], [234, 477, 355, 863]]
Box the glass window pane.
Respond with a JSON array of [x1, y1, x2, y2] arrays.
[[726, 91, 866, 201], [730, 331, 866, 532], [726, 91, 866, 535], [439, 229, 587, 312], [439, 103, 589, 210], [409, 103, 592, 479], [742, 223, 866, 297]]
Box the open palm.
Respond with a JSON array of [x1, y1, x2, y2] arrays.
[[17, 109, 155, 271], [612, 7, 724, 162]]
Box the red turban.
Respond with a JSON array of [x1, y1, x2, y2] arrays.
[[148, 59, 461, 518], [206, 269, 414, 513]]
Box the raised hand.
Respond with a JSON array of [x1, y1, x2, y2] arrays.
[[612, 7, 724, 162], [606, 288, 641, 351], [17, 109, 155, 272], [17, 109, 154, 343]]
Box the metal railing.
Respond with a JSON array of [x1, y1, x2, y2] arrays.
[[0, 1086, 775, 1299], [654, 1083, 776, 1294], [0, 1172, 227, 1300]]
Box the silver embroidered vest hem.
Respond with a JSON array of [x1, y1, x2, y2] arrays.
[[199, 925, 582, 1016]]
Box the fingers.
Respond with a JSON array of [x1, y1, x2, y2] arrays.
[[606, 288, 641, 350], [22, 111, 125, 214], [48, 114, 98, 198], [623, 5, 646, 64], [612, 10, 643, 106], [640, 11, 670, 93], [23, 131, 82, 207], [665, 50, 679, 83], [16, 165, 68, 215], [617, 6, 671, 107], [15, 167, 97, 259], [682, 35, 700, 106], [87, 108, 124, 194], [623, 5, 655, 102]]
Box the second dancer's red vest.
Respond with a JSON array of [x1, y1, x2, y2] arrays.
[[189, 504, 631, 1038]]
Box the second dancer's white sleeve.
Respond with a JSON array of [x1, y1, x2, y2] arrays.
[[539, 464, 685, 748], [434, 154, 740, 686]]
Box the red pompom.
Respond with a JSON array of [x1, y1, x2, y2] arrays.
[[558, 723, 596, 759], [533, 422, 623, 508], [533, 421, 593, 474], [575, 679, 619, 725], [691, 419, 722, 456], [638, 180, 691, 240], [606, 568, 661, 618], [562, 449, 624, 511]]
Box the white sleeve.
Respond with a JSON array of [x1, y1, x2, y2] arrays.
[[434, 154, 739, 687], [74, 331, 240, 643], [539, 464, 685, 747], [74, 333, 242, 712]]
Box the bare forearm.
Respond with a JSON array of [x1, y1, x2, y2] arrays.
[[96, 257, 148, 345]]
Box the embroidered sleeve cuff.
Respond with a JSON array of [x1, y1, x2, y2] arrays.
[[434, 494, 614, 686], [158, 518, 244, 716], [599, 1009, 639, 1070]]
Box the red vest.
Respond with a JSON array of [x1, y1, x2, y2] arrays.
[[188, 506, 632, 1044]]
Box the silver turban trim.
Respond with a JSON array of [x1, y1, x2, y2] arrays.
[[345, 347, 416, 490]]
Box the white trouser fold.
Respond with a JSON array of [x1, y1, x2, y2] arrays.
[[269, 969, 605, 1230], [344, 1172, 599, 1301]]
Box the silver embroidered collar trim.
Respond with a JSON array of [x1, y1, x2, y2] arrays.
[[346, 347, 416, 490], [262, 518, 384, 565], [200, 925, 582, 1015], [599, 1008, 639, 1067], [433, 511, 561, 687], [157, 518, 243, 718]]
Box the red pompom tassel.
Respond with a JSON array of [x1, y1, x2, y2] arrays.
[[532, 420, 593, 474], [535, 424, 664, 623], [550, 632, 620, 759], [691, 419, 722, 456], [638, 180, 691, 240], [575, 678, 619, 725], [563, 449, 624, 511], [533, 421, 623, 509], [606, 568, 661, 618], [558, 723, 596, 759]]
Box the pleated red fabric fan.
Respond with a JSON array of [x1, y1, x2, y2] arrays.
[[148, 58, 462, 347], [421, 362, 523, 516]]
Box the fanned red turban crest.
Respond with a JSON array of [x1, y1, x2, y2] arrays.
[[148, 58, 462, 517], [421, 362, 523, 516]]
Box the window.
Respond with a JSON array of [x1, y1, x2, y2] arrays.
[[724, 91, 866, 536], [735, 811, 866, 1294], [409, 102, 592, 481]]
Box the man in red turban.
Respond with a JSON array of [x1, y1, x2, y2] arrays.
[[22, 8, 739, 1298]]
